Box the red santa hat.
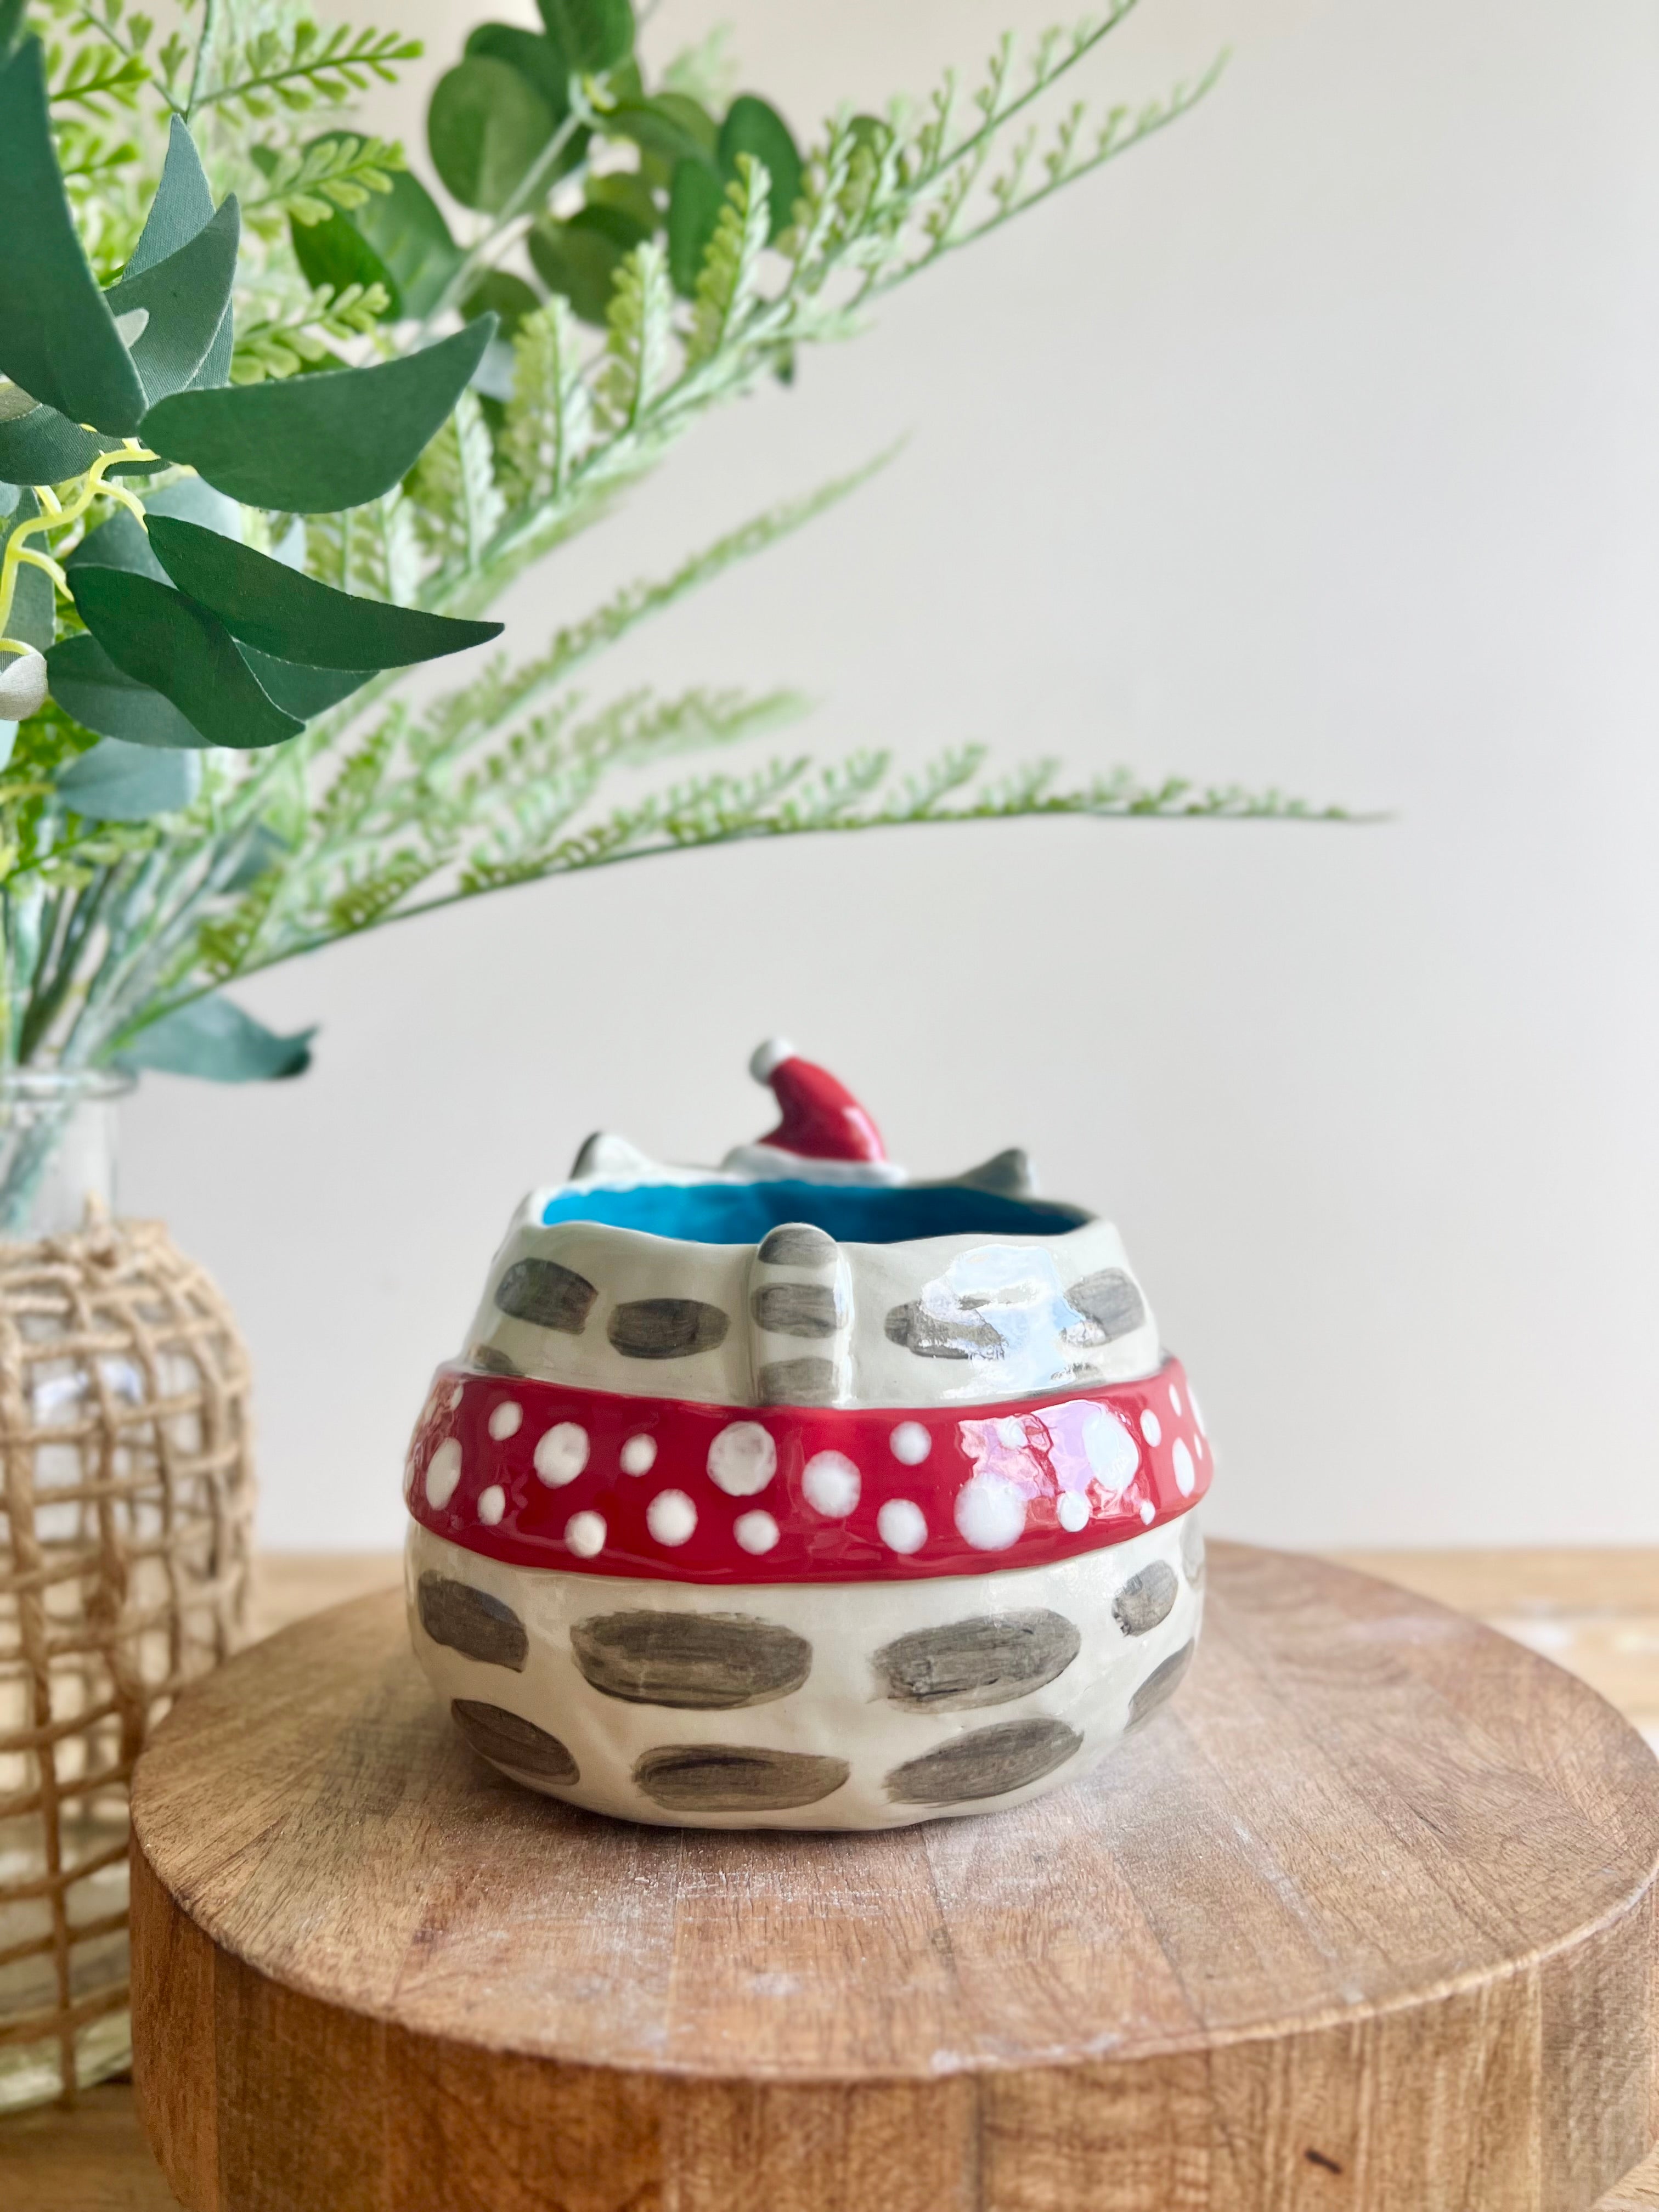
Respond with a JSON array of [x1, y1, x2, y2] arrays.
[[749, 1038, 887, 1165]]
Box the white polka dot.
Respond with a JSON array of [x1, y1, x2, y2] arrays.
[[1167, 1383, 1183, 1418], [619, 1433, 657, 1476], [889, 1421, 931, 1466], [646, 1488, 697, 1546], [1172, 1438, 1196, 1497], [734, 1510, 780, 1554], [1139, 1498, 1157, 1523], [803, 1450, 860, 1518], [955, 1472, 1026, 1551], [447, 1385, 464, 1411], [877, 1498, 927, 1554], [424, 1437, 462, 1509], [1189, 1387, 1207, 1437], [707, 1421, 776, 1497], [1057, 1491, 1091, 1533], [488, 1400, 522, 1441], [477, 1484, 506, 1525], [533, 1422, 589, 1486], [1139, 1408, 1162, 1447], [565, 1509, 606, 1558]]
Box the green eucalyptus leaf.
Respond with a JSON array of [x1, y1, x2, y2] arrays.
[[585, 170, 658, 232], [0, 0, 25, 64], [105, 197, 241, 405], [289, 204, 394, 313], [55, 735, 201, 820], [145, 516, 504, 670], [120, 995, 314, 1082], [462, 270, 540, 337], [46, 631, 210, 749], [138, 319, 496, 512], [0, 492, 53, 651], [144, 475, 241, 537], [238, 651, 375, 717], [535, 0, 633, 74], [610, 93, 718, 171], [69, 568, 303, 750], [528, 204, 648, 325], [719, 94, 802, 239], [290, 153, 461, 321], [465, 22, 571, 116], [0, 396, 113, 487], [126, 117, 215, 278], [429, 56, 555, 213], [66, 507, 166, 580], [0, 39, 148, 433], [668, 159, 724, 296]]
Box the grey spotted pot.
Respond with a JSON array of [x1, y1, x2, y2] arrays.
[[404, 1042, 1211, 1829]]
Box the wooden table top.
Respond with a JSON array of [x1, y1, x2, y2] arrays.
[[6, 1548, 1659, 2211]]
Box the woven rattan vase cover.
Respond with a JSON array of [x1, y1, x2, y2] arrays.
[[0, 1218, 253, 2108]]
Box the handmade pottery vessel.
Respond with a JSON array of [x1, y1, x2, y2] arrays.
[[404, 1042, 1211, 1830]]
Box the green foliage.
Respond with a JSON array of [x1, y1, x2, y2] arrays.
[[0, 0, 1327, 1113]]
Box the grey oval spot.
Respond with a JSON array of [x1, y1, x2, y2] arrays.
[[757, 1223, 837, 1268], [494, 1257, 598, 1335], [884, 1717, 1082, 1805], [467, 1342, 523, 1377], [416, 1573, 528, 1671], [572, 1611, 811, 1709], [634, 1743, 850, 1814], [607, 1298, 729, 1359], [883, 1300, 1005, 1361], [874, 1610, 1081, 1713], [1064, 1269, 1147, 1343], [757, 1356, 837, 1406], [1180, 1515, 1205, 1587], [1128, 1639, 1195, 1729], [1113, 1562, 1179, 1638], [750, 1281, 842, 1338], [450, 1699, 578, 1784]]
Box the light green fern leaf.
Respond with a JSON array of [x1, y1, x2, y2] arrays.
[[409, 391, 506, 569], [599, 240, 675, 427], [686, 156, 770, 367], [502, 299, 591, 507]]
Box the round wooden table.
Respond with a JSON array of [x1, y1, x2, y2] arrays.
[[129, 1544, 1659, 2211]]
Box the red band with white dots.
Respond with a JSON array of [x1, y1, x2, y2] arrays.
[[404, 1357, 1210, 1584]]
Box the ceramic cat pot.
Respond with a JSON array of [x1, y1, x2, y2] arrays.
[[404, 1041, 1211, 1830]]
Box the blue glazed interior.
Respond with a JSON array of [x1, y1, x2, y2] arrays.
[[539, 1178, 1089, 1245]]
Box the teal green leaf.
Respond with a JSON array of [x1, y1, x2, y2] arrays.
[[238, 651, 375, 717], [528, 204, 648, 324], [0, 0, 25, 64], [462, 270, 540, 337], [105, 198, 240, 405], [611, 93, 717, 171], [222, 821, 289, 891], [145, 517, 504, 669], [46, 633, 209, 749], [465, 23, 570, 117], [289, 205, 393, 313], [0, 400, 113, 487], [719, 95, 801, 239], [668, 159, 724, 295], [138, 319, 496, 512], [536, 0, 633, 73], [126, 119, 215, 278], [428, 56, 554, 212], [69, 569, 303, 750], [0, 40, 148, 433], [144, 475, 241, 537], [55, 735, 201, 819], [120, 996, 314, 1082], [1, 492, 52, 650], [66, 507, 165, 580]]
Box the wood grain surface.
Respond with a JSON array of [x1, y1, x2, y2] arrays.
[[122, 1542, 1659, 2212]]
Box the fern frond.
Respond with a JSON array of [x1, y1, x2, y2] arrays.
[[198, 22, 422, 121], [501, 299, 591, 509], [686, 157, 770, 367], [244, 132, 403, 225], [598, 240, 675, 428], [408, 390, 506, 569], [230, 281, 387, 383]]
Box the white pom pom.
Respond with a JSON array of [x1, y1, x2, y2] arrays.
[[748, 1036, 797, 1084], [0, 648, 48, 721]]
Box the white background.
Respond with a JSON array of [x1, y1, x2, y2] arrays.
[[122, 0, 1659, 1551]]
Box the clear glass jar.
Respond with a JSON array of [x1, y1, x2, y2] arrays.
[[0, 1067, 131, 1240]]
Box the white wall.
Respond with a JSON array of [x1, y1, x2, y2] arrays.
[[122, 0, 1659, 1550]]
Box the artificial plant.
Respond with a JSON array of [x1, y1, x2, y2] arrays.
[[0, 0, 1330, 1196]]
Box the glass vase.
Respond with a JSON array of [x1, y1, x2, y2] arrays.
[[0, 1070, 256, 2111]]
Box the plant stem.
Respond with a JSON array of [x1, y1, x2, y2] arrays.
[[184, 0, 217, 122]]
